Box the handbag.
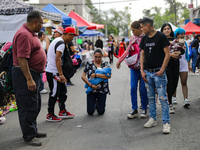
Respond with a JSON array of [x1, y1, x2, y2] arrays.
[[125, 42, 140, 69]]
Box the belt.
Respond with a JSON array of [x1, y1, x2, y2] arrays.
[[145, 68, 160, 73]]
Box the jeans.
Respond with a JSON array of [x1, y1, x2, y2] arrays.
[[166, 59, 179, 104], [144, 70, 170, 124], [130, 69, 148, 110], [40, 73, 44, 91], [12, 66, 41, 142], [87, 93, 107, 115], [192, 48, 198, 73]]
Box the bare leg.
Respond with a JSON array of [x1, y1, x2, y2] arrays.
[[179, 72, 188, 99]]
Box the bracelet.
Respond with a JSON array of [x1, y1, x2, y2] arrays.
[[90, 84, 93, 88]]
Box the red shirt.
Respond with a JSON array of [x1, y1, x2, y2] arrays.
[[12, 24, 46, 73]]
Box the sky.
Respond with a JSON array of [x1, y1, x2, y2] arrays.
[[28, 0, 196, 21], [91, 0, 195, 21]]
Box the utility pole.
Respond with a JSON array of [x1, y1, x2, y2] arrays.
[[106, 16, 108, 39], [189, 0, 194, 23]]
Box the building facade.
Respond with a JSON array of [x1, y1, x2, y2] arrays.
[[27, 0, 92, 22]]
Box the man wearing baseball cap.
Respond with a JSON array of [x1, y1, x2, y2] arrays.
[[53, 27, 64, 39], [46, 27, 78, 122]]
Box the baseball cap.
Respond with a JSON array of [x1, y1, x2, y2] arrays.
[[53, 27, 64, 34], [63, 27, 78, 36]]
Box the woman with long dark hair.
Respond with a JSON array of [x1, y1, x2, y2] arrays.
[[161, 24, 185, 114]]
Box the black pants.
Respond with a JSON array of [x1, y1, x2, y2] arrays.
[[46, 72, 67, 114], [87, 93, 107, 115], [108, 50, 113, 64], [12, 66, 41, 142], [166, 58, 179, 104]]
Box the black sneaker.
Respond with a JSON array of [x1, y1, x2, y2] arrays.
[[25, 137, 42, 146], [36, 132, 47, 138], [127, 109, 138, 119], [140, 109, 148, 118]]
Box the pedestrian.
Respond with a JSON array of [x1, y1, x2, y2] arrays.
[[116, 20, 148, 119], [67, 41, 80, 86], [45, 27, 77, 122], [118, 38, 126, 57], [172, 28, 191, 107], [190, 34, 200, 74], [107, 34, 115, 64], [95, 35, 103, 49], [139, 17, 171, 133], [161, 23, 184, 114], [38, 31, 49, 94], [12, 11, 47, 146], [81, 49, 111, 115]]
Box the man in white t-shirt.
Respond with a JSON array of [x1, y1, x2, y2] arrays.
[[46, 27, 78, 122]]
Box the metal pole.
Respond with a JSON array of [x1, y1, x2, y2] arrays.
[[106, 16, 108, 39]]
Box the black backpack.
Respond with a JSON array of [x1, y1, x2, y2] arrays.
[[54, 41, 75, 79]]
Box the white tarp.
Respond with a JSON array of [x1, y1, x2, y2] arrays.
[[157, 22, 178, 32], [0, 14, 27, 43]]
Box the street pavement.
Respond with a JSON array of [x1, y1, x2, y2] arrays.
[[1, 57, 200, 150]]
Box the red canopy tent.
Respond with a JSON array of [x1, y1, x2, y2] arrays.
[[68, 11, 104, 30], [182, 21, 200, 35]]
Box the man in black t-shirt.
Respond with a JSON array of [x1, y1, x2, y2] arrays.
[[139, 18, 171, 134], [95, 36, 103, 49]]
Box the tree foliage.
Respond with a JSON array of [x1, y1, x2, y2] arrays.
[[142, 0, 189, 28], [86, 0, 131, 37]]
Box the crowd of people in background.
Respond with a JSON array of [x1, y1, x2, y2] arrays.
[[1, 10, 200, 147]]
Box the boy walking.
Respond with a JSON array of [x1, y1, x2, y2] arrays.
[[139, 18, 171, 133]]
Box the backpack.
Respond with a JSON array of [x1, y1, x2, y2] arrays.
[[54, 41, 75, 79], [125, 42, 140, 69]]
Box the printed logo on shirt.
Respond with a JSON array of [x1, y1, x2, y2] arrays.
[[146, 43, 155, 47]]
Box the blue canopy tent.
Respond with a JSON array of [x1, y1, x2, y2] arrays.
[[79, 30, 105, 37], [42, 3, 77, 27]]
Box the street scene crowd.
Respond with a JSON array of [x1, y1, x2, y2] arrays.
[[0, 2, 200, 148]]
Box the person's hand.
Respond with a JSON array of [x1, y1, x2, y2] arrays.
[[141, 71, 148, 83], [116, 62, 121, 69], [91, 84, 98, 90], [59, 75, 67, 83], [154, 70, 164, 76], [188, 66, 193, 72], [90, 73, 96, 79], [27, 79, 36, 92], [45, 36, 49, 42], [171, 51, 180, 59]]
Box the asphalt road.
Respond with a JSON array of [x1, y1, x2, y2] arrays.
[[1, 57, 200, 150]]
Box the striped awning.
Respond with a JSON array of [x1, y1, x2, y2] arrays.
[[0, 0, 63, 22]]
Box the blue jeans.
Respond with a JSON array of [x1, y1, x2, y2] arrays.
[[130, 69, 148, 110], [144, 70, 170, 124], [192, 48, 198, 73], [87, 93, 107, 115]]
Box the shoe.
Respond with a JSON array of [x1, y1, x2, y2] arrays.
[[172, 96, 177, 104], [141, 109, 148, 118], [139, 105, 142, 109], [25, 137, 42, 146], [183, 99, 190, 107], [0, 116, 6, 124], [40, 89, 48, 94], [58, 109, 75, 119], [169, 104, 175, 114], [144, 118, 157, 128], [36, 132, 47, 138], [46, 113, 62, 122], [67, 82, 74, 86], [163, 123, 170, 134], [127, 109, 138, 119]]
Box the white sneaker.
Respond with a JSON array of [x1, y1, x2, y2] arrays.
[[163, 123, 170, 134], [40, 89, 48, 94], [144, 118, 157, 128], [183, 99, 190, 107], [0, 116, 6, 124], [169, 104, 175, 114], [172, 96, 177, 104]]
